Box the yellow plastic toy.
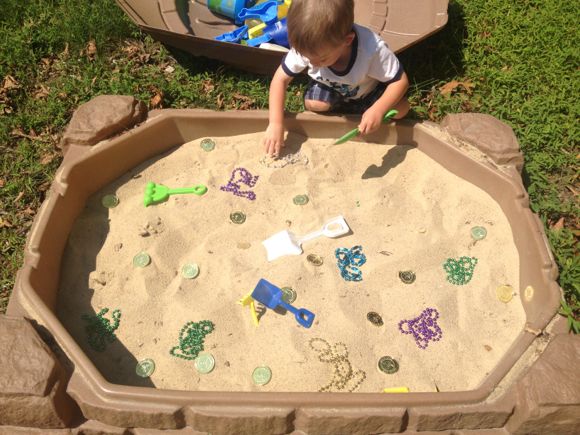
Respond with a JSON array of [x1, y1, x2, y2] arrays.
[[238, 292, 260, 326], [382, 387, 410, 393], [247, 0, 291, 40]]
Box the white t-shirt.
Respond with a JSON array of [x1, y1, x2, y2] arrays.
[[281, 24, 402, 100]]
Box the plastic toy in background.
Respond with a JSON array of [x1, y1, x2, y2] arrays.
[[238, 292, 260, 326], [143, 181, 207, 207], [207, 0, 257, 21], [251, 278, 315, 328], [237, 0, 279, 25], [262, 216, 350, 261], [244, 0, 291, 36], [245, 18, 288, 48], [214, 0, 291, 48], [215, 25, 249, 43]]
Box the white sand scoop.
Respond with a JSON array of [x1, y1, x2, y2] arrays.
[[262, 216, 350, 261]]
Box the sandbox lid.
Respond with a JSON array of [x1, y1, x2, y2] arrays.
[[114, 0, 449, 74]]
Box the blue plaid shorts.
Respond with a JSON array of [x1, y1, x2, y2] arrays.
[[304, 81, 388, 114]]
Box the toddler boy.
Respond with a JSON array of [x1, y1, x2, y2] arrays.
[[263, 0, 409, 156]]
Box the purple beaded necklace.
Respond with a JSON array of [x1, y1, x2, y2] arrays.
[[220, 167, 259, 200], [398, 307, 442, 349]]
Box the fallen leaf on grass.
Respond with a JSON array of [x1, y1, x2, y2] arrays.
[[34, 84, 50, 99], [2, 75, 20, 91], [150, 91, 164, 109], [0, 218, 13, 228], [61, 43, 69, 58], [550, 217, 565, 231], [86, 40, 97, 61], [201, 79, 214, 94], [439, 79, 475, 96], [10, 128, 49, 142], [0, 179, 4, 188], [13, 191, 24, 203], [231, 93, 255, 110], [40, 152, 56, 165]]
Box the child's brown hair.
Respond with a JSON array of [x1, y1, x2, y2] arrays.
[[287, 0, 355, 54]]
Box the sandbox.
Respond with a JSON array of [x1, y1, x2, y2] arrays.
[[57, 131, 525, 394], [5, 100, 572, 434]]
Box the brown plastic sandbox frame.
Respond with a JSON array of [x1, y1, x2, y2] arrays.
[[9, 110, 561, 428]]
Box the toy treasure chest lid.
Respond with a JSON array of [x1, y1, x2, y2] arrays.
[[115, 0, 448, 74]]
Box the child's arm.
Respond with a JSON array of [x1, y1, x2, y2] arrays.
[[263, 66, 294, 156], [358, 71, 409, 135]]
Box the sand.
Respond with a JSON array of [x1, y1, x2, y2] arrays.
[[56, 131, 526, 393]]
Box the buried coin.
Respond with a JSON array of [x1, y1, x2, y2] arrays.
[[136, 358, 155, 378], [399, 270, 416, 284], [101, 194, 119, 209], [252, 366, 272, 385], [230, 211, 246, 224], [293, 194, 309, 205], [200, 138, 216, 152], [194, 353, 215, 374], [281, 287, 297, 304], [307, 254, 324, 266], [182, 263, 200, 279], [378, 356, 399, 374], [133, 252, 151, 268], [367, 312, 384, 326], [496, 284, 514, 303], [471, 226, 488, 241]]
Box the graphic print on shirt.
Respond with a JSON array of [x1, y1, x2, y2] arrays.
[[315, 75, 360, 99]]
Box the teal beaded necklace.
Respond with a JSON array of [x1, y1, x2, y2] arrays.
[[81, 308, 121, 352], [170, 320, 215, 360]]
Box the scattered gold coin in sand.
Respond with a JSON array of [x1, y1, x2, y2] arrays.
[[496, 285, 514, 303]]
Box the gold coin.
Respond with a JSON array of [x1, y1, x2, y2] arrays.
[[307, 254, 323, 266], [496, 285, 513, 303]]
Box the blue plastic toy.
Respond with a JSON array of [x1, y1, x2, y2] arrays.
[[251, 279, 315, 328], [236, 0, 279, 25], [208, 0, 256, 21], [215, 25, 249, 43], [245, 18, 288, 48]]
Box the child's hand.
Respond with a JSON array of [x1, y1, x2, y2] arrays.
[[263, 122, 285, 157], [358, 107, 385, 135]]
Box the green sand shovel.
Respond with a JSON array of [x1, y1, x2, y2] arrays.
[[143, 181, 208, 207], [334, 109, 398, 145]]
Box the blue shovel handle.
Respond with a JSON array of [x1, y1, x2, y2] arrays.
[[279, 300, 315, 328]]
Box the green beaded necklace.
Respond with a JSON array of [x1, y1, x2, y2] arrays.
[[443, 256, 478, 285], [170, 320, 215, 360], [81, 308, 121, 352]]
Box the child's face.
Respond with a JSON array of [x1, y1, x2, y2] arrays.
[[305, 32, 356, 68]]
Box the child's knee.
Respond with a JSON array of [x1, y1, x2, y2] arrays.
[[305, 99, 332, 112], [393, 98, 410, 118]]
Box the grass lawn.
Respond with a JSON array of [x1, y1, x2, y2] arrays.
[[1, 0, 578, 328]]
